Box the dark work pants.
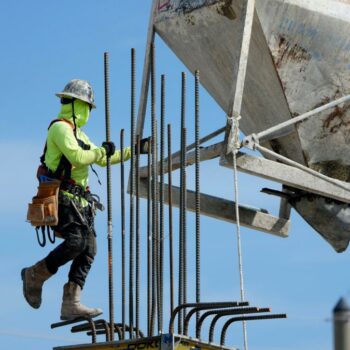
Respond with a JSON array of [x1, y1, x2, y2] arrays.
[[45, 200, 97, 289]]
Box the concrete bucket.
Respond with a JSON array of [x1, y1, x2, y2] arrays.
[[153, 0, 350, 252]]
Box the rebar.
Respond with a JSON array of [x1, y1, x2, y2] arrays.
[[113, 324, 122, 340], [196, 304, 251, 339], [185, 306, 257, 337], [120, 129, 126, 340], [103, 321, 111, 342], [169, 301, 248, 334], [150, 42, 157, 336], [194, 70, 201, 329], [87, 318, 97, 344], [115, 324, 145, 339], [171, 126, 225, 161], [220, 314, 287, 345], [86, 320, 111, 342], [168, 124, 174, 316], [159, 74, 165, 332], [70, 317, 97, 344], [147, 138, 152, 336], [182, 127, 188, 331], [129, 47, 136, 339], [104, 51, 115, 341], [208, 308, 271, 342], [178, 72, 187, 333], [136, 135, 141, 337]]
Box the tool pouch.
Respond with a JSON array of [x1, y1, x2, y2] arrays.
[[27, 180, 61, 227]]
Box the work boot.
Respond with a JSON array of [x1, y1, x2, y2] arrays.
[[60, 281, 102, 320], [21, 259, 52, 309]]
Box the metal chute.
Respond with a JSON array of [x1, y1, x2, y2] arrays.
[[153, 0, 350, 251]]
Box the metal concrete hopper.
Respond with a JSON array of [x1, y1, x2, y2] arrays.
[[151, 0, 350, 252]]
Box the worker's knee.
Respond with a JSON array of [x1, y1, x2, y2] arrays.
[[65, 230, 86, 256], [86, 234, 97, 258]]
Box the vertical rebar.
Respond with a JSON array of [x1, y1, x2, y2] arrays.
[[147, 139, 152, 336], [181, 72, 187, 331], [159, 74, 165, 332], [167, 124, 174, 316], [104, 51, 115, 341], [120, 129, 126, 340], [129, 47, 136, 339], [182, 127, 187, 332], [194, 70, 201, 332], [135, 135, 140, 338], [178, 72, 186, 334], [150, 42, 157, 336]]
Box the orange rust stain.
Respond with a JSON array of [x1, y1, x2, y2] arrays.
[[275, 35, 312, 69], [323, 103, 350, 134]]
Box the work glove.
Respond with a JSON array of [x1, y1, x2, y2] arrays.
[[135, 137, 151, 154], [102, 141, 116, 157]]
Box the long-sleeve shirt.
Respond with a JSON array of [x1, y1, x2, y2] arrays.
[[45, 120, 131, 190]]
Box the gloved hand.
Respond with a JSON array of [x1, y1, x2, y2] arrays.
[[102, 141, 116, 157], [136, 137, 151, 154]]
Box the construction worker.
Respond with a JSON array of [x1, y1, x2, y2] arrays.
[[21, 79, 148, 320]]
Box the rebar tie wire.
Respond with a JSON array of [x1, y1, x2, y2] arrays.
[[228, 111, 249, 350]]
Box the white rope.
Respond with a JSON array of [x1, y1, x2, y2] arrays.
[[229, 114, 249, 350]]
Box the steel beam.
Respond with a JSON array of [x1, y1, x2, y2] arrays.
[[138, 180, 289, 238], [135, 0, 158, 138], [222, 152, 350, 204], [138, 141, 223, 178]]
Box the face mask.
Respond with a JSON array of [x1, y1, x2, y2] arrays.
[[74, 100, 90, 127], [58, 99, 91, 127]]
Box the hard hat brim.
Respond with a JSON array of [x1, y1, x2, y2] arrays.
[[55, 92, 96, 109]]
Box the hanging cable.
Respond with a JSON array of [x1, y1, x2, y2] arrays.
[[229, 111, 248, 350]]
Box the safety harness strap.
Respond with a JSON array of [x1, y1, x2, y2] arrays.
[[40, 118, 92, 182]]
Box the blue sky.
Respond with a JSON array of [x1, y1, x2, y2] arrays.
[[1, 1, 349, 350]]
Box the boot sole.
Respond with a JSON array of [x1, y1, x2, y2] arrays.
[[60, 311, 102, 321], [21, 268, 40, 309]]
